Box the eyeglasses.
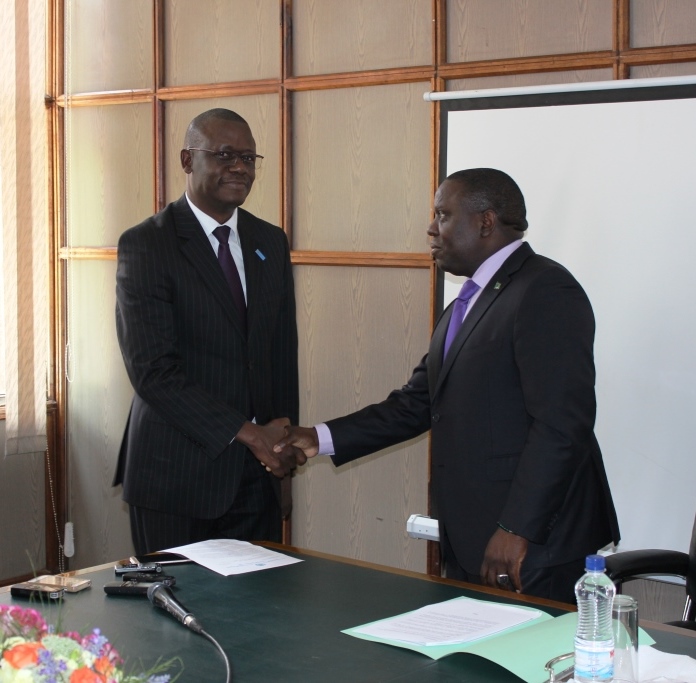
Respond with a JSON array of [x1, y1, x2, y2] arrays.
[[186, 148, 264, 170]]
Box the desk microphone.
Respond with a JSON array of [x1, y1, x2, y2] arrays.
[[147, 582, 204, 634]]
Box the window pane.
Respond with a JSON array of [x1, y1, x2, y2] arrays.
[[447, 0, 612, 63], [164, 0, 280, 86], [631, 0, 696, 48], [66, 0, 154, 93], [66, 104, 154, 247], [446, 69, 615, 93], [293, 264, 430, 570], [294, 83, 431, 252], [630, 62, 696, 78], [293, 0, 432, 76], [66, 260, 134, 567], [0, 164, 4, 398]]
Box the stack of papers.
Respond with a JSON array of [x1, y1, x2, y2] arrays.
[[351, 596, 543, 647], [165, 539, 302, 576]]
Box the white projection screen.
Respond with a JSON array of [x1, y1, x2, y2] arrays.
[[435, 77, 696, 555]]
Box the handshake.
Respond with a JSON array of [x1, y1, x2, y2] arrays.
[[236, 418, 319, 478]]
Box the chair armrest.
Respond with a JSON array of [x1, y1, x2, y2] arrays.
[[605, 549, 689, 582]]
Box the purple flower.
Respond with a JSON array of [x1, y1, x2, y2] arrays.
[[0, 606, 177, 682], [37, 646, 69, 679], [82, 627, 109, 656]]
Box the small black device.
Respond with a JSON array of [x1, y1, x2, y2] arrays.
[[122, 572, 176, 586], [114, 562, 162, 576], [135, 552, 190, 566], [104, 580, 153, 596], [11, 581, 65, 601]]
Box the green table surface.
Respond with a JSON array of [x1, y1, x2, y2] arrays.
[[2, 545, 695, 683]]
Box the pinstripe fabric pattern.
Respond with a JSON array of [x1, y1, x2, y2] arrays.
[[129, 450, 281, 553], [113, 195, 298, 538]]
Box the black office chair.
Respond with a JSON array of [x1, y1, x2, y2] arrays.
[[604, 514, 696, 630]]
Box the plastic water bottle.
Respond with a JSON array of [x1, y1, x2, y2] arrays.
[[574, 554, 616, 682]]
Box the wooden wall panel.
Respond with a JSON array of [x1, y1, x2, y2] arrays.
[[0, 424, 45, 581], [67, 104, 154, 247], [164, 96, 280, 225], [446, 68, 615, 93], [164, 0, 280, 86], [293, 83, 432, 252], [293, 0, 432, 76], [66, 261, 135, 569], [630, 62, 696, 78], [630, 0, 696, 48], [67, 0, 153, 93], [292, 265, 431, 571], [447, 0, 612, 63]]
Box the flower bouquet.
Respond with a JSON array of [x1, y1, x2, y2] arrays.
[[0, 604, 180, 682]]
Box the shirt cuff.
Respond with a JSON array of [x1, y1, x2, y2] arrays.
[[314, 423, 335, 456]]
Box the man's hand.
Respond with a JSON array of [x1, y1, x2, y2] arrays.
[[236, 418, 307, 478], [273, 425, 320, 459], [480, 527, 529, 593]]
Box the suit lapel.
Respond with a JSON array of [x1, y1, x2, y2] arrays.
[[172, 196, 245, 334], [237, 210, 264, 336], [432, 243, 534, 398]]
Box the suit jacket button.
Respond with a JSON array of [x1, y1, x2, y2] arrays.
[[432, 414, 440, 423]]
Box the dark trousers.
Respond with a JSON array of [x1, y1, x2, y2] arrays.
[[441, 530, 584, 605], [129, 451, 281, 555]]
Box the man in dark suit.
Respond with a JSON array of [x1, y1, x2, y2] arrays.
[[276, 168, 619, 603], [114, 108, 303, 554]]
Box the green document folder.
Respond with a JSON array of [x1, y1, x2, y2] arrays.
[[344, 599, 655, 683]]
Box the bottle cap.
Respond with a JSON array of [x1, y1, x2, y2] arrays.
[[585, 553, 605, 571]]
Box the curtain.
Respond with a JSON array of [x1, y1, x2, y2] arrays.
[[0, 0, 48, 456]]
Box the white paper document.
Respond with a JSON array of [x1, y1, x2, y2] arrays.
[[164, 539, 302, 576], [352, 596, 543, 647]]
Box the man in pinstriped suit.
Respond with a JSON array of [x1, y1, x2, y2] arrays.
[[114, 109, 303, 554]]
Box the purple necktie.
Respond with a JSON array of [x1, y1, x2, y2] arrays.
[[443, 279, 480, 358], [213, 225, 247, 328]]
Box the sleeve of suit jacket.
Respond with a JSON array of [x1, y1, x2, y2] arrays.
[[496, 263, 601, 544], [327, 355, 433, 465]]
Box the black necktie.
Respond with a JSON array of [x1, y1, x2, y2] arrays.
[[212, 225, 247, 329]]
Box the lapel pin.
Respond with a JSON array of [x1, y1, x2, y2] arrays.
[[255, 249, 266, 261], [493, 281, 501, 290]]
